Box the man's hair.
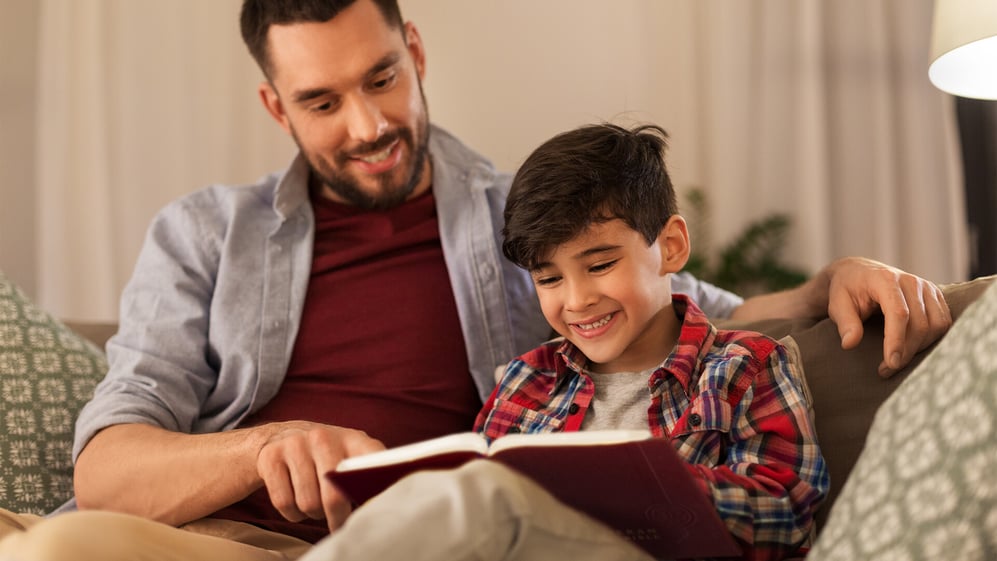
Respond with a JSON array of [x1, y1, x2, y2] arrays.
[[240, 0, 404, 78], [502, 123, 679, 270]]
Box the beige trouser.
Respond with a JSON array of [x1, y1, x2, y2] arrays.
[[0, 461, 653, 561], [0, 508, 312, 561], [300, 460, 655, 561]]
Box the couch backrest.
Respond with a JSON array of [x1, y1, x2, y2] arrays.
[[59, 276, 997, 531], [718, 275, 995, 530]]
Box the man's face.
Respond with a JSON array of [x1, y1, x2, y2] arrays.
[[260, 0, 431, 209]]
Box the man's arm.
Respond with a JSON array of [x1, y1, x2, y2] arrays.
[[729, 257, 952, 377], [73, 421, 383, 530]]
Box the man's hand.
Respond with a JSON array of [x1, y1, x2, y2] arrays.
[[822, 257, 952, 377], [256, 421, 385, 531]]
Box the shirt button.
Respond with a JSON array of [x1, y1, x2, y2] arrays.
[[688, 413, 702, 427], [568, 403, 580, 415]]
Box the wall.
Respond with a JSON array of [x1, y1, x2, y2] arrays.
[[0, 0, 40, 296], [0, 0, 966, 321]]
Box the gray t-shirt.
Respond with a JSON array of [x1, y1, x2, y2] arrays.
[[580, 368, 658, 431]]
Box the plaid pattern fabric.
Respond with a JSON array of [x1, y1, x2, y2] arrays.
[[474, 295, 828, 561]]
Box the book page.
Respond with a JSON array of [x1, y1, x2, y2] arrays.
[[488, 428, 652, 455], [335, 432, 488, 472]]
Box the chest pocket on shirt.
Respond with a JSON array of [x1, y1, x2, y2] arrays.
[[479, 398, 565, 441], [669, 390, 734, 438], [668, 390, 736, 466]]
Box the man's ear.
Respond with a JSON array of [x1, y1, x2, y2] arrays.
[[404, 22, 427, 81], [657, 215, 691, 274], [258, 81, 292, 136]]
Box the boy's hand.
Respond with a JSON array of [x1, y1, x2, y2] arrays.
[[256, 421, 385, 531], [824, 257, 952, 377]]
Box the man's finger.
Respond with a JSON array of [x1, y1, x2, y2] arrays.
[[261, 464, 308, 523], [827, 286, 866, 350], [322, 482, 353, 532], [286, 457, 325, 520]]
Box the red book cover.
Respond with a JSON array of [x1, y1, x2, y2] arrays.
[[327, 430, 741, 559]]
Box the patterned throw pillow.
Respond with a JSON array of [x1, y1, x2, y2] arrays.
[[807, 280, 997, 561], [0, 272, 107, 514]]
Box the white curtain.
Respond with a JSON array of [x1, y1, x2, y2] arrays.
[[31, 0, 967, 322], [34, 0, 295, 321], [681, 0, 967, 285]]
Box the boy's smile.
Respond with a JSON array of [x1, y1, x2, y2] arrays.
[[530, 218, 686, 374], [569, 312, 617, 337]]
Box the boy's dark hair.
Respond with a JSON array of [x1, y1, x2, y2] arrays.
[[502, 123, 679, 270], [240, 0, 404, 78]]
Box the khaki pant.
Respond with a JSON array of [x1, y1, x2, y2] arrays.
[[1, 462, 652, 561], [0, 509, 311, 561]]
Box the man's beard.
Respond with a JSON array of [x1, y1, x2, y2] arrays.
[[297, 110, 431, 211]]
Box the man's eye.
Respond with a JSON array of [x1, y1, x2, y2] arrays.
[[370, 73, 397, 91], [589, 260, 618, 273], [311, 101, 334, 113]]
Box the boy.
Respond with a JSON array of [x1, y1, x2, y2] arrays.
[[475, 123, 828, 560]]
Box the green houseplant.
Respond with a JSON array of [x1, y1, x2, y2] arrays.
[[681, 188, 809, 297]]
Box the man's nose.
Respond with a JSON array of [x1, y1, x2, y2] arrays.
[[344, 95, 388, 144]]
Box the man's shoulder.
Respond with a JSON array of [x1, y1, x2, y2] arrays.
[[160, 172, 284, 223]]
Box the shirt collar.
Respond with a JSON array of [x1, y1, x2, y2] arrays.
[[656, 294, 715, 393], [272, 152, 312, 221]]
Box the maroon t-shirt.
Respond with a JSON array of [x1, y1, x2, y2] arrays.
[[212, 187, 482, 542]]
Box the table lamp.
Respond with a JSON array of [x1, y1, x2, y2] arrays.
[[929, 0, 997, 100]]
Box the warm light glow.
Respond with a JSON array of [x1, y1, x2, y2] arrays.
[[929, 0, 997, 100]]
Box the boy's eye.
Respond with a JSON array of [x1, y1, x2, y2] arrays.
[[589, 259, 618, 273], [533, 275, 561, 287]]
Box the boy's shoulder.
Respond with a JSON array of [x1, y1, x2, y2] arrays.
[[710, 328, 783, 362], [679, 295, 784, 366]]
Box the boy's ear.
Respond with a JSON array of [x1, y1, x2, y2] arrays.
[[657, 215, 691, 275]]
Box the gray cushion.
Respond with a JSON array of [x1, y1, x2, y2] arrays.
[[806, 280, 997, 560]]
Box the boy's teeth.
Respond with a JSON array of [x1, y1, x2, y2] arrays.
[[360, 146, 393, 164], [578, 314, 612, 330]]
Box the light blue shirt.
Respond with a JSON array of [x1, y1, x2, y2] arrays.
[[73, 125, 742, 462]]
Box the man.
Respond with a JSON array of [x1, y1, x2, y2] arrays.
[[0, 1, 951, 559]]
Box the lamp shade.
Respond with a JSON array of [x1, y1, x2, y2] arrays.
[[929, 0, 997, 100]]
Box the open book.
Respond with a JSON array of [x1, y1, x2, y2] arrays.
[[327, 429, 741, 559]]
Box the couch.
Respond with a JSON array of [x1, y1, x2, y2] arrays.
[[0, 270, 993, 536]]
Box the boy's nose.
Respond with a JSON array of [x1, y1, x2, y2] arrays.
[[564, 279, 598, 311]]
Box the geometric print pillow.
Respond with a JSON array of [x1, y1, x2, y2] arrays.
[[0, 271, 107, 514], [807, 280, 997, 561]]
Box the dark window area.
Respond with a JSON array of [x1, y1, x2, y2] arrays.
[[955, 97, 997, 278]]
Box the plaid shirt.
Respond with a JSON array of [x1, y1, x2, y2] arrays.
[[473, 295, 828, 561]]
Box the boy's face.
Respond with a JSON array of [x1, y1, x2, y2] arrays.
[[530, 217, 688, 374], [258, 0, 431, 209]]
